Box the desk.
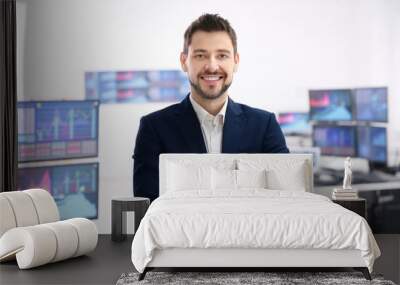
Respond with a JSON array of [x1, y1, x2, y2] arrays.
[[315, 181, 400, 197]]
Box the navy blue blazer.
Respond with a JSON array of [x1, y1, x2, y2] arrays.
[[133, 95, 289, 201]]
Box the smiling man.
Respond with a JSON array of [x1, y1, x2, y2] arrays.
[[133, 14, 289, 201]]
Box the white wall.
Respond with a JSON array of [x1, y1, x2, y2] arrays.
[[17, 0, 400, 233]]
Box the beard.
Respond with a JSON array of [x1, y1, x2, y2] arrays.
[[189, 76, 232, 100]]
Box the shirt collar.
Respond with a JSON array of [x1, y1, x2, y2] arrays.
[[189, 94, 228, 125]]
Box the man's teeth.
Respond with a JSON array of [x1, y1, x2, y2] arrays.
[[202, 76, 221, 81]]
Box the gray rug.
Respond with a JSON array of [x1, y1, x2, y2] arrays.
[[116, 271, 396, 285]]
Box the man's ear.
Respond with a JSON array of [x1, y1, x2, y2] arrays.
[[233, 52, 240, 72], [180, 52, 188, 72]]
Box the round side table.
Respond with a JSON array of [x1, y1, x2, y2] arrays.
[[111, 197, 150, 242]]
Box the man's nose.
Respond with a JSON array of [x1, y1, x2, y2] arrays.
[[204, 57, 219, 72]]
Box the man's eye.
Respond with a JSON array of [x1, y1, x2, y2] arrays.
[[195, 54, 205, 59], [218, 54, 229, 59]]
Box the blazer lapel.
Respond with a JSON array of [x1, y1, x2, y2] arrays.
[[222, 98, 246, 153], [174, 95, 207, 153]]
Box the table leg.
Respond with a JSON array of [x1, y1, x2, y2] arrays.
[[134, 201, 150, 234], [112, 201, 126, 242]]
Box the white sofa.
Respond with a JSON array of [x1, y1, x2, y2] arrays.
[[0, 189, 98, 269]]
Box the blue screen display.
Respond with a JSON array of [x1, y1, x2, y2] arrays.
[[309, 89, 353, 121], [278, 112, 311, 135], [17, 101, 99, 162], [85, 70, 189, 103], [357, 126, 387, 162], [17, 163, 98, 220], [313, 125, 356, 156], [354, 87, 388, 122]]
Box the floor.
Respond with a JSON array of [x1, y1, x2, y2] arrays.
[[373, 235, 400, 284], [1, 235, 398, 285], [0, 235, 134, 285]]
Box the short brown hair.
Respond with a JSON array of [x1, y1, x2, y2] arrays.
[[183, 14, 237, 54]]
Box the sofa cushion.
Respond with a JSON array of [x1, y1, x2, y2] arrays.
[[0, 218, 98, 269], [0, 192, 39, 227], [24, 189, 59, 223], [0, 196, 16, 237]]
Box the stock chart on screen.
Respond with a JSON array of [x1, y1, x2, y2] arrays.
[[357, 126, 387, 163], [353, 87, 388, 122], [313, 125, 357, 157], [18, 100, 99, 162], [85, 70, 189, 103], [309, 89, 353, 121], [17, 163, 98, 220], [278, 112, 311, 135]]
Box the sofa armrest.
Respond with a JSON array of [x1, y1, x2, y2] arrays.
[[0, 218, 98, 269]]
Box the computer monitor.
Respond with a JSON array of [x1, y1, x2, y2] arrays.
[[17, 100, 99, 162], [309, 89, 353, 121], [277, 112, 311, 135], [357, 126, 387, 163], [312, 125, 356, 157], [17, 163, 99, 220], [289, 146, 321, 171], [353, 87, 388, 122], [85, 70, 189, 103]]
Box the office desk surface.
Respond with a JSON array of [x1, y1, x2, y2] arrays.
[[0, 235, 134, 285], [314, 181, 400, 198], [315, 181, 400, 191]]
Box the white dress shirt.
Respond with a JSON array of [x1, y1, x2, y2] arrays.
[[189, 95, 228, 153]]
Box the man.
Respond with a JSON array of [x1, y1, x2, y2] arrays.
[[133, 14, 289, 201]]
